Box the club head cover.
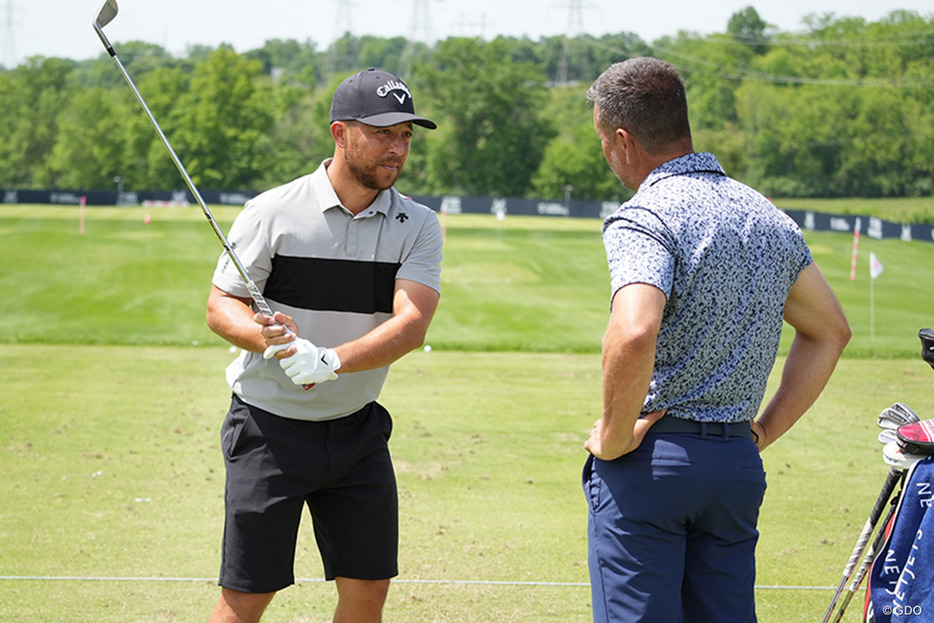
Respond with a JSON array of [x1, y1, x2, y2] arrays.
[[896, 419, 934, 455], [920, 328, 934, 370], [883, 440, 927, 471]]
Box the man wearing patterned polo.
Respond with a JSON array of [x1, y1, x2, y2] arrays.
[[205, 68, 441, 623], [582, 57, 850, 622]]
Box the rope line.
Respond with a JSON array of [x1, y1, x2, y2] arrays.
[[0, 576, 837, 590]]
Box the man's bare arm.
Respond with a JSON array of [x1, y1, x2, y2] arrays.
[[586, 283, 667, 460], [752, 262, 851, 450]]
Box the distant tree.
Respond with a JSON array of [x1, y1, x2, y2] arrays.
[[133, 67, 192, 190], [416, 37, 554, 197], [727, 6, 771, 54], [46, 88, 128, 189], [0, 58, 75, 187], [530, 86, 628, 201], [171, 49, 274, 189]]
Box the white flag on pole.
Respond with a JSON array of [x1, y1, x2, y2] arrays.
[[870, 252, 884, 279]]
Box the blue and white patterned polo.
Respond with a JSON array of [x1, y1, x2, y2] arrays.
[[602, 152, 812, 423]]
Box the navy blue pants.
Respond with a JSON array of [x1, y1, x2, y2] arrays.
[[583, 432, 767, 623]]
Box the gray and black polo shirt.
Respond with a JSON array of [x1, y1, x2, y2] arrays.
[[213, 160, 443, 421]]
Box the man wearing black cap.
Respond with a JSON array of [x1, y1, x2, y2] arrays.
[[205, 68, 441, 623]]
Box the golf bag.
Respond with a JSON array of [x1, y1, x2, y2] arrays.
[[863, 328, 934, 622], [863, 457, 934, 622]]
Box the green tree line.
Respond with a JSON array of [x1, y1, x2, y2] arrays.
[[1, 7, 932, 204]]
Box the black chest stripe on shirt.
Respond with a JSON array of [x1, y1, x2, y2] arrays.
[[265, 256, 400, 314]]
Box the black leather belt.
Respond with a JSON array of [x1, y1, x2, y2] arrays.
[[649, 415, 752, 439]]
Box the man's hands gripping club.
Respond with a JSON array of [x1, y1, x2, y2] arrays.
[[257, 312, 341, 387]]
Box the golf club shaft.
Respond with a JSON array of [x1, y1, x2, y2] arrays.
[[93, 22, 273, 318], [820, 467, 902, 623], [828, 480, 904, 623], [93, 5, 312, 388]]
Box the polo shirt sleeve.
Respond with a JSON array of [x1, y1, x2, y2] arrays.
[[396, 209, 443, 294], [211, 200, 273, 299], [602, 206, 676, 302]]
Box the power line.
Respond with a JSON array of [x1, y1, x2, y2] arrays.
[[327, 0, 358, 77], [705, 31, 934, 49], [402, 0, 441, 76], [450, 11, 493, 39], [581, 34, 934, 88], [1, 0, 21, 68], [555, 0, 597, 85], [556, 0, 583, 84]]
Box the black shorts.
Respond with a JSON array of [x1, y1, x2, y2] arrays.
[[219, 395, 398, 593]]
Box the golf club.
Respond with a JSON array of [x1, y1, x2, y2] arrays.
[[882, 440, 927, 471], [878, 428, 898, 445], [820, 466, 903, 623], [92, 0, 271, 317], [878, 402, 920, 430], [92, 0, 310, 387], [827, 484, 903, 623]]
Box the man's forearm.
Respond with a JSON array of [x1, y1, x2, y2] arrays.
[[590, 283, 666, 459], [206, 287, 267, 352]]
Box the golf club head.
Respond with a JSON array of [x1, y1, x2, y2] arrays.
[[883, 440, 926, 471], [891, 402, 920, 424], [95, 0, 119, 29], [878, 428, 898, 445], [878, 403, 920, 429]]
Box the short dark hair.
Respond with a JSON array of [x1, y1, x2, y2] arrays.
[[586, 57, 691, 155]]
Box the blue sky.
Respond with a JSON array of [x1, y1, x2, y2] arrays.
[[3, 0, 931, 67]]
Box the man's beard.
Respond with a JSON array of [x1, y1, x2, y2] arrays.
[[344, 151, 404, 191]]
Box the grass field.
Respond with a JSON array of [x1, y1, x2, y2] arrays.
[[1, 204, 933, 622]]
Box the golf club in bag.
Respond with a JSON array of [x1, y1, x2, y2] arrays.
[[92, 1, 311, 388], [821, 329, 934, 622]]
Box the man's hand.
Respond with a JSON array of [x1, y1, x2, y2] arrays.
[[585, 410, 665, 461], [252, 311, 339, 387], [274, 338, 341, 386], [255, 311, 299, 358], [750, 419, 767, 452]]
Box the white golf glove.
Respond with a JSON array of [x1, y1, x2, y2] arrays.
[[262, 341, 295, 360], [269, 338, 341, 386]]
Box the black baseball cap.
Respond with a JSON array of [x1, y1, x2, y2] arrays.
[[329, 68, 437, 130]]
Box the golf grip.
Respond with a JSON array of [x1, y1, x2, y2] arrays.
[[94, 20, 313, 390], [829, 485, 903, 623], [820, 467, 902, 623]]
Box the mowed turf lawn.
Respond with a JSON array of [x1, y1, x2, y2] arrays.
[[1, 205, 933, 622]]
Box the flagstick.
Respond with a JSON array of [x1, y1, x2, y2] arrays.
[[850, 217, 861, 281], [440, 202, 447, 241], [868, 251, 883, 339], [79, 196, 87, 235]]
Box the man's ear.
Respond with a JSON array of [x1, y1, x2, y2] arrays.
[[330, 121, 348, 148], [616, 127, 636, 163]]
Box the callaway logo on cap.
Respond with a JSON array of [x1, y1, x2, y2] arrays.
[[329, 68, 437, 129]]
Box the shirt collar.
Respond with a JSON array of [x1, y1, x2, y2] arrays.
[[643, 152, 726, 188], [313, 159, 393, 218]]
